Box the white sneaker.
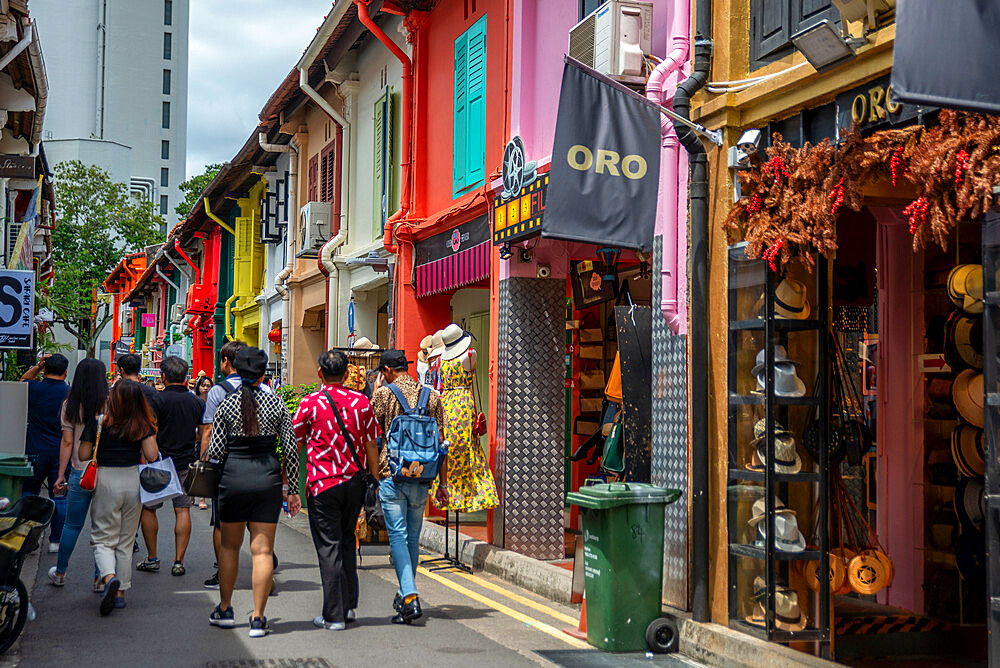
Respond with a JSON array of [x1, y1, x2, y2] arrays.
[[47, 542, 59, 554], [313, 615, 346, 630], [346, 609, 356, 623], [47, 566, 65, 586]]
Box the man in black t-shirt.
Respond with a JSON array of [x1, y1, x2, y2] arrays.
[[136, 356, 204, 576]]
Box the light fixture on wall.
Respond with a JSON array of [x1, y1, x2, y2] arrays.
[[499, 242, 513, 260], [791, 19, 857, 73], [345, 250, 390, 274]]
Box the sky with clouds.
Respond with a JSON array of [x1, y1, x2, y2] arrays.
[[185, 1, 330, 179]]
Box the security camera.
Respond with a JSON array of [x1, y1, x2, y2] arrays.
[[737, 128, 763, 154], [537, 264, 551, 279]]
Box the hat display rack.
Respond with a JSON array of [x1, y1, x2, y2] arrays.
[[726, 243, 831, 645]]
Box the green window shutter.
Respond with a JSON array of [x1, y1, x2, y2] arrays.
[[373, 87, 394, 240], [453, 33, 468, 193], [373, 90, 385, 239], [465, 16, 487, 188]]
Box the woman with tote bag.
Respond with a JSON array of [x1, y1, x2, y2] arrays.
[[78, 380, 159, 615]]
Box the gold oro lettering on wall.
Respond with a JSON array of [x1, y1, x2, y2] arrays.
[[851, 84, 904, 125], [566, 145, 647, 180]]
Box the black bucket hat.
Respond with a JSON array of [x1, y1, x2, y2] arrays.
[[234, 347, 268, 382]]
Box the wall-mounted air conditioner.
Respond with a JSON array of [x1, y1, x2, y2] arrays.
[[569, 0, 652, 85], [297, 201, 331, 257], [169, 303, 185, 324]]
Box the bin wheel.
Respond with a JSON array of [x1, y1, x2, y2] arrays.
[[645, 617, 678, 654]]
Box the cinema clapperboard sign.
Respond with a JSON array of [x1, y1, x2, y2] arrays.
[[0, 270, 34, 349]]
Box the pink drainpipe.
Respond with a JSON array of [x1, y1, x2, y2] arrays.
[[646, 0, 690, 334]]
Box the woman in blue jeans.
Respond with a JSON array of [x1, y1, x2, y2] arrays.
[[50, 358, 108, 589]]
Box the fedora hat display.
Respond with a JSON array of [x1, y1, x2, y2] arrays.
[[774, 278, 811, 320], [747, 422, 802, 475], [350, 336, 378, 356], [952, 369, 985, 427], [747, 497, 796, 527], [951, 423, 985, 478], [745, 578, 806, 631], [751, 345, 806, 397], [955, 478, 985, 533], [440, 323, 473, 361], [947, 264, 984, 315], [748, 498, 806, 552]]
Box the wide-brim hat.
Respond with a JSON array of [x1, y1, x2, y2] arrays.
[[441, 323, 473, 361], [951, 423, 985, 478], [955, 478, 985, 533], [947, 264, 984, 315], [775, 278, 811, 320], [418, 335, 433, 363], [429, 331, 446, 358], [944, 311, 983, 370], [953, 369, 985, 428], [751, 345, 798, 378], [755, 365, 807, 397]]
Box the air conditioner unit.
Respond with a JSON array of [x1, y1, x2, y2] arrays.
[[831, 0, 894, 28], [186, 284, 215, 314], [297, 201, 331, 257], [569, 0, 652, 85], [169, 303, 185, 324]]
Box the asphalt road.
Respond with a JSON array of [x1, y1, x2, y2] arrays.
[[8, 505, 700, 668]]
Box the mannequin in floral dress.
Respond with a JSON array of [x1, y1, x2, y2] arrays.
[[431, 344, 498, 512]]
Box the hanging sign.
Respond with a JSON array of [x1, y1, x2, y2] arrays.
[[0, 269, 34, 349], [492, 136, 548, 245], [543, 57, 661, 252], [141, 313, 156, 328], [0, 156, 35, 179], [836, 75, 926, 136]]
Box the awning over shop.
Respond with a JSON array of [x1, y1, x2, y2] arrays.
[[414, 214, 490, 297], [892, 0, 1000, 114]]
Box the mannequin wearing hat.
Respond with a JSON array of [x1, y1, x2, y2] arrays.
[[416, 335, 433, 389], [430, 324, 498, 513]]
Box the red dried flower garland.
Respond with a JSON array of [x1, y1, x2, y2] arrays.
[[829, 178, 845, 214], [903, 197, 929, 235], [954, 149, 970, 184]]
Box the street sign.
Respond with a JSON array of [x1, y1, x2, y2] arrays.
[[0, 155, 35, 179], [0, 269, 34, 349]]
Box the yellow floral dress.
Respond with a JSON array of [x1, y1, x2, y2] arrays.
[[431, 358, 499, 512]]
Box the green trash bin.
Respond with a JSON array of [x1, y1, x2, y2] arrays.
[[0, 456, 33, 502], [567, 482, 681, 652]]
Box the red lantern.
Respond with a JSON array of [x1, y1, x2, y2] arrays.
[[268, 327, 282, 343]]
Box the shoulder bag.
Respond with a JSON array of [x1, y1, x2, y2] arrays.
[[183, 459, 222, 498], [79, 417, 102, 492], [323, 390, 383, 530]]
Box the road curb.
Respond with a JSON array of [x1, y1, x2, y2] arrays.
[[418, 521, 573, 604]]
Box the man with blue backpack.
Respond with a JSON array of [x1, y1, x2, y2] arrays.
[[371, 349, 448, 625]]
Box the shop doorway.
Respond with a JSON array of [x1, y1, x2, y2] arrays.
[[829, 207, 987, 665]]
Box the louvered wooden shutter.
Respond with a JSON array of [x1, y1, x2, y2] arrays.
[[465, 17, 487, 187], [453, 34, 468, 193], [308, 155, 318, 202]]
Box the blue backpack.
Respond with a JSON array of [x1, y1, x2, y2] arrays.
[[385, 384, 442, 484]]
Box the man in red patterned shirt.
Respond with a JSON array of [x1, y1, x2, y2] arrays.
[[292, 350, 380, 630]]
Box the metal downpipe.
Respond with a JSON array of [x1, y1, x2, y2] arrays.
[[672, 0, 712, 624]]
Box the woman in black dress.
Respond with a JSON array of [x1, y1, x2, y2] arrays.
[[205, 347, 300, 637]]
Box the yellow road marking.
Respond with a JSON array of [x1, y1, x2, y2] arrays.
[[451, 571, 578, 626], [417, 567, 590, 650]]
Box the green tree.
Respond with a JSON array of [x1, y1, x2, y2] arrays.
[[175, 162, 223, 219], [47, 160, 163, 354]]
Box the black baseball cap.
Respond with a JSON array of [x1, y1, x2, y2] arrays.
[[377, 349, 411, 371]]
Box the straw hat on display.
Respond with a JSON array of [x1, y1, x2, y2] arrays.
[[747, 419, 802, 474], [947, 264, 984, 315], [952, 369, 985, 427], [429, 330, 445, 359], [951, 423, 985, 478], [747, 498, 806, 552], [418, 335, 433, 363], [955, 478, 985, 533], [351, 336, 378, 356], [746, 577, 806, 631], [440, 323, 473, 361], [943, 311, 983, 371], [774, 278, 811, 320]]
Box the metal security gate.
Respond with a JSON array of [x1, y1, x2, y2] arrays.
[[981, 208, 1000, 665]]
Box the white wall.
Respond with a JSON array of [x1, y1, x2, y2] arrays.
[[32, 0, 189, 229]]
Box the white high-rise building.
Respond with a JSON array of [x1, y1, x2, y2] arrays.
[[32, 0, 188, 234]]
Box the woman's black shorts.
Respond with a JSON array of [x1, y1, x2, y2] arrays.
[[217, 453, 282, 524]]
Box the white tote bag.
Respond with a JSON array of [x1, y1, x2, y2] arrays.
[[138, 457, 184, 506]]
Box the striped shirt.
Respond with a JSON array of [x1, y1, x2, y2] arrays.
[[292, 384, 381, 498]]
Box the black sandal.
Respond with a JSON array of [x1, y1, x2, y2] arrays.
[[171, 561, 185, 576]]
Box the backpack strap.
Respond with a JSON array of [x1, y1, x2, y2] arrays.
[[386, 383, 413, 414], [216, 381, 239, 396], [415, 387, 431, 415]]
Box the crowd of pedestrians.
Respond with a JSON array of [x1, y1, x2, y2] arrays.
[[19, 339, 451, 637]]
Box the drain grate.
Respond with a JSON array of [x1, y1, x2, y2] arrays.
[[206, 659, 333, 668]]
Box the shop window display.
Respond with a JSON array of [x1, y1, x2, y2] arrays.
[[726, 242, 831, 645]]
